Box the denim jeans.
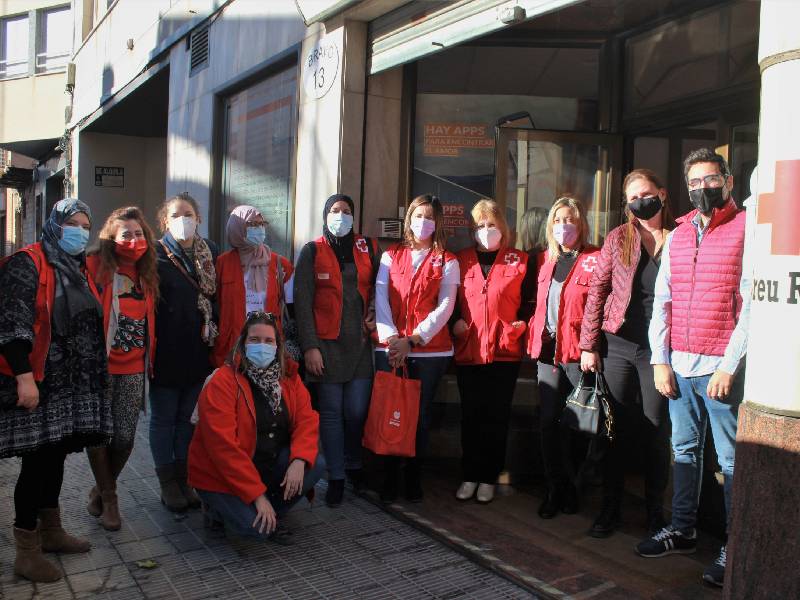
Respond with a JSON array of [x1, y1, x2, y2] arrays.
[[670, 369, 744, 533], [148, 382, 203, 468], [316, 379, 372, 480], [197, 447, 325, 540], [374, 351, 450, 457]]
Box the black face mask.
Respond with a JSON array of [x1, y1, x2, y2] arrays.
[[688, 187, 726, 215], [628, 196, 662, 220]]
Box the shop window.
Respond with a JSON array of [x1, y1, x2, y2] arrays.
[[0, 14, 30, 79], [221, 66, 298, 258], [625, 1, 759, 112], [36, 6, 71, 73], [412, 44, 600, 248]]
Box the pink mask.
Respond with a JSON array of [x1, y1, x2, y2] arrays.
[[552, 223, 579, 247], [411, 218, 436, 241]]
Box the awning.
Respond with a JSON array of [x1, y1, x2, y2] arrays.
[[0, 166, 33, 190], [369, 0, 584, 74], [0, 138, 60, 161], [295, 0, 363, 25]]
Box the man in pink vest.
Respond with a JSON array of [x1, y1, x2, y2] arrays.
[[636, 149, 751, 588]]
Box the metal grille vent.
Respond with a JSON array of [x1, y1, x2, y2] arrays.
[[189, 26, 209, 74], [378, 218, 403, 239]]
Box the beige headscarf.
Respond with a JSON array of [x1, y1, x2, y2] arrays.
[[226, 205, 271, 293]]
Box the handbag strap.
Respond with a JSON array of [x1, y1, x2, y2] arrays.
[[159, 240, 200, 292]]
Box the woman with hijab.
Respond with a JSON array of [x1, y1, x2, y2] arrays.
[[214, 205, 293, 368], [293, 194, 379, 507], [0, 199, 113, 582], [84, 206, 159, 531], [150, 193, 218, 513], [188, 311, 323, 543]]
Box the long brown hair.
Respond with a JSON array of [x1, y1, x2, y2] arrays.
[[90, 206, 160, 302], [545, 196, 589, 262], [227, 311, 287, 376], [156, 192, 201, 233], [403, 194, 448, 251], [621, 169, 675, 267]]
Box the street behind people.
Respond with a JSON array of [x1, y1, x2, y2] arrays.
[[636, 148, 750, 588], [188, 311, 323, 543], [293, 194, 379, 507], [579, 169, 674, 539], [85, 206, 159, 531], [0, 199, 113, 582]]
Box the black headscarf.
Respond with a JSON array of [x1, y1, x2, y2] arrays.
[[322, 194, 355, 266], [40, 198, 102, 336]]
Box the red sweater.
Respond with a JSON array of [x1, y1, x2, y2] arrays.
[[188, 360, 319, 504]]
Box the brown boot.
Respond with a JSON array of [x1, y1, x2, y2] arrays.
[[99, 490, 122, 531], [87, 486, 102, 517], [156, 464, 188, 512], [38, 508, 91, 553], [13, 527, 62, 582], [174, 460, 201, 509]]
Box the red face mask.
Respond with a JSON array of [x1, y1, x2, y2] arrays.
[[115, 238, 148, 262]]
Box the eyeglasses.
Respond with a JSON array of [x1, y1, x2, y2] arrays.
[[246, 310, 277, 321], [687, 174, 726, 190]]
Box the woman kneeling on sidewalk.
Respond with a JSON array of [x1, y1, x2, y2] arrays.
[[188, 311, 324, 542]]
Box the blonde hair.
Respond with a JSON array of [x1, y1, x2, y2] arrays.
[[545, 196, 588, 262], [403, 194, 447, 251], [470, 199, 510, 248]]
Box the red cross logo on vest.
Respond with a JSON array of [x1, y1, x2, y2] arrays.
[[355, 238, 368, 253], [758, 159, 800, 256], [581, 255, 598, 272], [430, 253, 444, 268], [503, 252, 520, 265]]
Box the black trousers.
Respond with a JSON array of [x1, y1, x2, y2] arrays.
[[600, 332, 670, 508], [14, 444, 68, 530], [536, 341, 583, 488], [457, 361, 521, 484]]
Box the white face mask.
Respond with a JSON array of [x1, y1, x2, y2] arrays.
[[326, 212, 353, 237], [169, 216, 197, 242], [410, 217, 436, 241], [475, 227, 502, 251]]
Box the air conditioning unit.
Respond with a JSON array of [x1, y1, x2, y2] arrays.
[[378, 218, 403, 239]]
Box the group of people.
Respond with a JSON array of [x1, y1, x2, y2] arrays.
[[0, 148, 747, 589]]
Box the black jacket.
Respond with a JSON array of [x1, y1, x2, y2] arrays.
[[152, 238, 219, 387]]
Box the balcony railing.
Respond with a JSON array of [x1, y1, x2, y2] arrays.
[[36, 50, 70, 73]]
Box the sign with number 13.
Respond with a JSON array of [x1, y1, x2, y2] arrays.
[[304, 37, 339, 100]]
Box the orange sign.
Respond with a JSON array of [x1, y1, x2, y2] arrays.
[[423, 123, 494, 157]]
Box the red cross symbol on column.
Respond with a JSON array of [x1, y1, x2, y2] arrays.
[[757, 159, 800, 256]]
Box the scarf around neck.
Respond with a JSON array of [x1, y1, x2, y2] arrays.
[[245, 358, 283, 416], [226, 205, 270, 294]]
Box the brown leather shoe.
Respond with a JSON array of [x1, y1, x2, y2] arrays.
[[38, 508, 91, 553], [13, 527, 62, 582]]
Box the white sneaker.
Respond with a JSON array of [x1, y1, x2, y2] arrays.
[[476, 483, 495, 504], [455, 481, 478, 500]]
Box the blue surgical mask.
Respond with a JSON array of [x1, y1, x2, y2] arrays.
[[58, 225, 90, 255], [326, 212, 353, 237], [245, 226, 266, 246], [245, 342, 276, 368]]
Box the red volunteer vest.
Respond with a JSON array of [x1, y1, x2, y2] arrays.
[[312, 235, 376, 340], [386, 244, 456, 354], [527, 246, 600, 364], [85, 254, 157, 377], [454, 246, 528, 365], [213, 249, 293, 368], [0, 243, 101, 381], [669, 201, 745, 356]]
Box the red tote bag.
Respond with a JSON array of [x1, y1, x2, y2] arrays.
[[362, 368, 421, 457]]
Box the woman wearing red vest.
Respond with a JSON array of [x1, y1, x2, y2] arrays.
[[527, 196, 600, 520], [188, 311, 323, 543], [451, 200, 535, 504], [213, 205, 293, 368], [0, 199, 113, 582], [375, 194, 459, 503], [84, 206, 159, 531], [579, 170, 673, 538], [293, 194, 379, 507]]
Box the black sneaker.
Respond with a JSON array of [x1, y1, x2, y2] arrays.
[[267, 524, 294, 546], [702, 546, 726, 587], [345, 469, 366, 494], [325, 479, 344, 508], [589, 500, 621, 538], [636, 525, 697, 557]]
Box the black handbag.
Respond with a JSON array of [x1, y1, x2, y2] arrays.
[[561, 372, 615, 440]]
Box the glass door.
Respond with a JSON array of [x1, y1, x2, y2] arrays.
[[494, 129, 622, 249]]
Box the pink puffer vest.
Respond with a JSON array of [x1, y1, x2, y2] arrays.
[[669, 200, 745, 356]]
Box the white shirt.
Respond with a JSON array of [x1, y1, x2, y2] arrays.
[[242, 271, 294, 315], [375, 248, 460, 357]]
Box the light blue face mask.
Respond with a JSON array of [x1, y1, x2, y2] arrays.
[[326, 212, 353, 237], [58, 225, 90, 255], [245, 226, 266, 246], [245, 342, 277, 368]]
